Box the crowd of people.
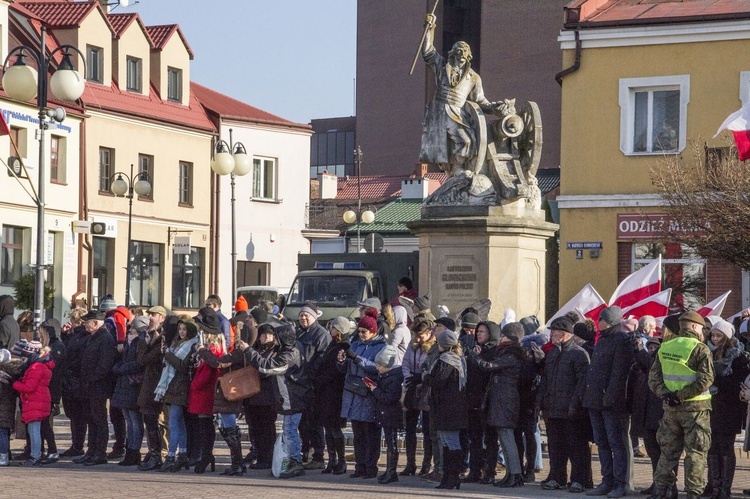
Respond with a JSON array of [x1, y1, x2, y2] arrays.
[[0, 284, 749, 498]]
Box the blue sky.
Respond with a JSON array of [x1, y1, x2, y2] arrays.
[[126, 0, 357, 124]]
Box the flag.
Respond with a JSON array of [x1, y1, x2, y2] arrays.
[[621, 289, 672, 319], [546, 283, 607, 327], [0, 112, 9, 137], [714, 104, 750, 161], [696, 291, 731, 318], [610, 256, 662, 310]]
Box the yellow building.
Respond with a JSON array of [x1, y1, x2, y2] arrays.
[[557, 0, 749, 314]]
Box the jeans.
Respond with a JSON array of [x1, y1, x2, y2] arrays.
[[438, 430, 462, 451], [28, 421, 42, 459], [0, 427, 9, 454], [283, 412, 303, 462], [123, 409, 144, 451], [589, 409, 627, 488], [218, 413, 237, 428], [167, 405, 187, 456]]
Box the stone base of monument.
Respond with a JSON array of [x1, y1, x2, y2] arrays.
[[408, 204, 558, 324]]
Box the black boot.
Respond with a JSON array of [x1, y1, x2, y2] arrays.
[[139, 424, 163, 471], [436, 449, 461, 490], [220, 427, 245, 476], [378, 450, 399, 484], [418, 438, 433, 478], [194, 419, 216, 474], [158, 455, 176, 472], [118, 449, 141, 466], [169, 453, 189, 472], [400, 430, 417, 476], [704, 454, 720, 498], [322, 433, 336, 474], [719, 456, 735, 499], [498, 473, 525, 488], [332, 435, 347, 475]]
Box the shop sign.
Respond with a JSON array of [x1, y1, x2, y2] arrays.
[[616, 213, 706, 239]]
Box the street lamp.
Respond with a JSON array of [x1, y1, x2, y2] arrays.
[[343, 145, 374, 252], [210, 128, 251, 311], [110, 163, 151, 306], [2, 26, 86, 328]]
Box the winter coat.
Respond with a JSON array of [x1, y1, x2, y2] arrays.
[[137, 329, 165, 415], [104, 307, 131, 344], [243, 324, 304, 415], [162, 340, 197, 407], [0, 358, 25, 428], [401, 336, 435, 410], [630, 348, 663, 435], [13, 358, 55, 424], [709, 339, 750, 435], [470, 342, 526, 429], [293, 321, 331, 406], [193, 347, 244, 415], [390, 306, 409, 366], [41, 319, 66, 405], [0, 295, 19, 350], [61, 325, 88, 400], [338, 334, 387, 422], [244, 343, 278, 407], [187, 344, 222, 415], [465, 321, 501, 411], [424, 353, 468, 430], [583, 324, 633, 413], [111, 337, 144, 410], [538, 338, 590, 420], [372, 367, 405, 429], [315, 340, 349, 428], [80, 327, 116, 400]]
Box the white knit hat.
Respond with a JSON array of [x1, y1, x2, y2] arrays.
[[711, 319, 734, 339]]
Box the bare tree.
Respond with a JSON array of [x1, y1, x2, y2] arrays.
[[650, 138, 750, 270]]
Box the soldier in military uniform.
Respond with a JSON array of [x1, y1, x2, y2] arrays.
[[648, 311, 714, 498]]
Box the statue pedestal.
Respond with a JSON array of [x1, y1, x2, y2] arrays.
[[408, 204, 558, 324]]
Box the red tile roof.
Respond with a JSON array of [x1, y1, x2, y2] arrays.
[[145, 24, 194, 59], [18, 0, 113, 34], [335, 172, 446, 200], [191, 82, 310, 132], [567, 0, 750, 27], [107, 12, 153, 45]]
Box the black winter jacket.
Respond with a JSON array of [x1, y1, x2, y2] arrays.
[[424, 354, 468, 431], [61, 325, 88, 400], [538, 338, 590, 419], [709, 340, 750, 435], [583, 325, 633, 412], [292, 321, 330, 405], [315, 340, 349, 428], [373, 367, 405, 429], [470, 342, 525, 429], [111, 337, 143, 410], [244, 343, 278, 407], [0, 295, 19, 350], [80, 327, 116, 400], [137, 329, 164, 415], [630, 348, 663, 435]]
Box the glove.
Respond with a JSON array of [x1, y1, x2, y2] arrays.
[[0, 371, 11, 384], [602, 392, 615, 408], [663, 392, 681, 407], [345, 349, 357, 359], [529, 342, 545, 362]]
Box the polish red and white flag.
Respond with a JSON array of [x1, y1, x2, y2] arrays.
[[609, 256, 662, 310], [696, 290, 731, 318], [622, 289, 672, 319], [715, 104, 750, 161], [546, 283, 608, 327]]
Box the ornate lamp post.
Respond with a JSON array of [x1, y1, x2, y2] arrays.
[[110, 164, 152, 306], [343, 146, 374, 252], [210, 129, 251, 311], [2, 26, 86, 327]]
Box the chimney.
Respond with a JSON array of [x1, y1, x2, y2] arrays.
[[413, 162, 428, 178], [401, 177, 429, 199], [318, 170, 338, 199]]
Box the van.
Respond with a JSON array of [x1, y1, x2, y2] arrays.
[[235, 286, 289, 310]]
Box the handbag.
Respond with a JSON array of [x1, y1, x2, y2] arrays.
[[416, 383, 431, 412], [271, 432, 290, 478], [219, 357, 261, 402], [344, 377, 370, 397]]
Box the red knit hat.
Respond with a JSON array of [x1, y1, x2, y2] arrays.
[[358, 315, 378, 335], [235, 296, 249, 312]]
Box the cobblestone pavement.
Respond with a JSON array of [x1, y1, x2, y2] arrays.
[[2, 417, 750, 498]]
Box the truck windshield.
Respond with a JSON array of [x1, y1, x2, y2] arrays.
[[238, 290, 278, 309], [287, 276, 366, 307]]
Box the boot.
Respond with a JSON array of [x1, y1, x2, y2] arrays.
[[118, 449, 141, 466], [194, 419, 216, 474], [332, 435, 347, 475], [219, 427, 245, 476], [418, 440, 433, 478], [718, 456, 735, 499], [280, 458, 305, 478], [400, 430, 417, 476], [139, 424, 163, 471], [436, 448, 461, 490], [703, 454, 720, 497], [378, 449, 399, 484], [138, 451, 162, 471], [158, 455, 176, 472], [435, 447, 450, 489], [169, 453, 189, 472], [322, 433, 336, 474], [498, 473, 525, 488]]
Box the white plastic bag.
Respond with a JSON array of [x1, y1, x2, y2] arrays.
[[271, 432, 290, 477]]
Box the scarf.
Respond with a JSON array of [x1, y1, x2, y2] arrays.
[[437, 350, 466, 391], [713, 344, 742, 378], [154, 336, 198, 401]]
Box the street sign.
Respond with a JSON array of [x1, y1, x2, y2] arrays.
[[566, 241, 603, 250], [71, 220, 91, 233]]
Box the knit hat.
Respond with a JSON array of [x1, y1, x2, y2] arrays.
[[375, 344, 398, 368], [329, 316, 351, 336], [250, 307, 268, 325], [357, 297, 382, 311], [413, 294, 431, 311], [599, 306, 623, 327], [357, 315, 378, 335], [711, 319, 734, 339], [130, 316, 150, 334], [437, 329, 458, 349], [235, 296, 249, 312], [573, 321, 596, 341], [679, 311, 705, 327], [258, 323, 276, 337], [82, 309, 106, 321], [706, 315, 723, 328], [11, 339, 42, 358], [435, 317, 456, 331], [501, 322, 524, 342], [520, 315, 540, 336], [461, 313, 480, 329], [299, 302, 322, 319], [99, 295, 117, 312], [549, 316, 574, 334], [621, 318, 639, 333], [662, 314, 681, 336], [0, 349, 10, 364]]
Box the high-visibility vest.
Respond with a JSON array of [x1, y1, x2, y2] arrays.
[[658, 336, 711, 402]]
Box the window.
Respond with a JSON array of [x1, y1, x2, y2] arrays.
[[138, 154, 153, 200], [99, 147, 114, 193], [310, 130, 355, 178], [172, 247, 203, 309], [179, 161, 193, 205], [633, 242, 706, 313], [49, 136, 66, 183], [129, 241, 162, 307], [619, 75, 689, 155], [92, 237, 113, 308], [237, 261, 270, 287], [1, 226, 24, 285], [167, 67, 182, 102], [87, 45, 103, 83], [253, 157, 276, 200], [126, 56, 142, 92]]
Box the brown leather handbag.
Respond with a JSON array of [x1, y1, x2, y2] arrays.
[[219, 359, 261, 402]]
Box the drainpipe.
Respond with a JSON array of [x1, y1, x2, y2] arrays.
[[555, 29, 581, 86], [77, 117, 93, 307]]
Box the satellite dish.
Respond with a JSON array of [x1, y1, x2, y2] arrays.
[[364, 233, 384, 253]]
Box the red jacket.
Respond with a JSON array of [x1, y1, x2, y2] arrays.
[[13, 359, 55, 424], [188, 344, 222, 416], [105, 307, 132, 344]]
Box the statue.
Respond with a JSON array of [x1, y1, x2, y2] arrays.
[[418, 13, 543, 208]]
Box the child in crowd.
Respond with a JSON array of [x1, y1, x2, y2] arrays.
[[368, 345, 404, 484]]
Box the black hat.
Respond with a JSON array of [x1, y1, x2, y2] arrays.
[[501, 322, 524, 342], [435, 317, 455, 331], [250, 307, 268, 325], [662, 314, 681, 336], [82, 309, 105, 321], [573, 321, 596, 342], [195, 307, 221, 335], [519, 315, 540, 336], [550, 317, 574, 334]]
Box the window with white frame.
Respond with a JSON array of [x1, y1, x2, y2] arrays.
[[126, 56, 142, 92], [253, 157, 277, 200], [619, 75, 689, 155], [1, 225, 25, 285], [167, 67, 182, 102], [50, 135, 66, 183], [632, 242, 705, 313], [87, 45, 103, 83]]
